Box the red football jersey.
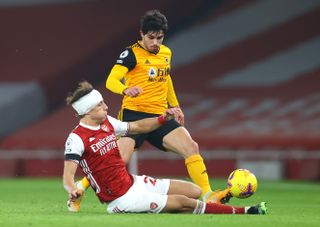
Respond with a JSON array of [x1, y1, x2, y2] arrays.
[[65, 116, 132, 202]]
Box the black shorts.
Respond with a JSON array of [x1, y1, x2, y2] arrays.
[[120, 109, 181, 151]]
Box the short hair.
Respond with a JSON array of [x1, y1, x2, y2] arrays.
[[66, 80, 93, 105], [140, 9, 168, 35]]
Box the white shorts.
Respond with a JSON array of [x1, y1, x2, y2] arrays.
[[106, 174, 170, 214]]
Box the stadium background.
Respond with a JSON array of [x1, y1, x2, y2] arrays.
[[0, 0, 319, 181]]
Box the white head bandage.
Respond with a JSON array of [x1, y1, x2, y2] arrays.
[[71, 89, 103, 115]]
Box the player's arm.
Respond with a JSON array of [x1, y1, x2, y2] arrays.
[[63, 160, 80, 197], [167, 75, 185, 125], [128, 108, 179, 134], [106, 64, 128, 95], [63, 134, 84, 200], [167, 75, 179, 107], [106, 65, 143, 97], [106, 48, 142, 97]]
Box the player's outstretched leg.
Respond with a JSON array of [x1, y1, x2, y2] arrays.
[[203, 201, 268, 214]]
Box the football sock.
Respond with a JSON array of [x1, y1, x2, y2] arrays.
[[205, 203, 245, 214], [76, 177, 90, 190], [193, 200, 206, 214], [185, 154, 212, 196]]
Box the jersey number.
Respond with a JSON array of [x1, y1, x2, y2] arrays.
[[144, 176, 157, 186]]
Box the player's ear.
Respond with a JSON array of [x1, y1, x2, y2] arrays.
[[139, 30, 144, 38]]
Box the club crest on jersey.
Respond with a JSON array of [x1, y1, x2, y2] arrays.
[[101, 124, 110, 132], [164, 57, 169, 63], [148, 67, 157, 78], [150, 202, 158, 210]]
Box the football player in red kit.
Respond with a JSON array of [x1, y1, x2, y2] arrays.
[[63, 81, 267, 214]]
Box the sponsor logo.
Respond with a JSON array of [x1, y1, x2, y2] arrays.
[[101, 124, 109, 132], [148, 67, 157, 77], [90, 134, 118, 155], [145, 59, 151, 64], [113, 206, 124, 213]]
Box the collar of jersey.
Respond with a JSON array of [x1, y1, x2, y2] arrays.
[[79, 121, 100, 131]]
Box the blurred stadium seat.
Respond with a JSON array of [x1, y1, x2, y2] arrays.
[[1, 0, 319, 180]]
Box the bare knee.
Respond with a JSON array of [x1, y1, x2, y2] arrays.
[[183, 140, 199, 157], [118, 138, 135, 164], [189, 183, 202, 199], [169, 180, 202, 199], [163, 128, 199, 157], [120, 150, 132, 164], [180, 140, 199, 158], [163, 195, 196, 213], [189, 140, 199, 155]]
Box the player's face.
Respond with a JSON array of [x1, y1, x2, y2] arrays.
[[140, 30, 164, 54], [89, 101, 108, 124]]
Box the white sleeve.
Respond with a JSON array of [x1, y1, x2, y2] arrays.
[[64, 133, 85, 162], [107, 115, 129, 137]]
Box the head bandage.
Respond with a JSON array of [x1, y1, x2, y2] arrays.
[[72, 89, 103, 115]]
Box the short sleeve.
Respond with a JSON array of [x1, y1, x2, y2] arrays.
[[107, 115, 129, 137], [64, 133, 84, 163]]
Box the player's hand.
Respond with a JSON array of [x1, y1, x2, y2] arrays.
[[164, 108, 177, 121], [170, 107, 184, 125], [69, 189, 84, 201], [123, 86, 143, 97], [165, 107, 184, 124]]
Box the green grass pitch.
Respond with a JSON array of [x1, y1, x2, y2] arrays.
[[0, 178, 319, 227]]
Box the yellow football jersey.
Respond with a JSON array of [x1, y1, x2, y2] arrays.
[[111, 42, 178, 114]]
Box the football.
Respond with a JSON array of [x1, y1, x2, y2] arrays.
[[227, 169, 258, 198]]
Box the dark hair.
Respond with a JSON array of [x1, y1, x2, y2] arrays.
[[140, 9, 168, 34], [66, 80, 93, 105]]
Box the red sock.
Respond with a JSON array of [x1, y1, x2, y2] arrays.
[[205, 203, 245, 214]]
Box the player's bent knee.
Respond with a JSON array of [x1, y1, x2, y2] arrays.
[[176, 195, 193, 208], [188, 140, 199, 155], [189, 183, 201, 199]]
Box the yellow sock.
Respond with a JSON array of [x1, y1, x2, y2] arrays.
[[76, 177, 90, 190], [185, 154, 212, 197]]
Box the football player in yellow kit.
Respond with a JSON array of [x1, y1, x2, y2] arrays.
[[68, 9, 230, 212]]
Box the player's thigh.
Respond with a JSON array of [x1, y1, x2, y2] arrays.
[[162, 194, 197, 213], [140, 175, 170, 195], [147, 119, 181, 151], [106, 175, 169, 213], [162, 127, 199, 157], [121, 109, 155, 149], [168, 179, 201, 199], [106, 189, 167, 214]]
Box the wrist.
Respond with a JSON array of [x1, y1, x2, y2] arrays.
[[157, 115, 166, 124]]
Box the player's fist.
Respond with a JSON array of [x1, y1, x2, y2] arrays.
[[69, 189, 84, 201], [165, 107, 184, 125], [123, 86, 143, 97], [174, 107, 184, 125]]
